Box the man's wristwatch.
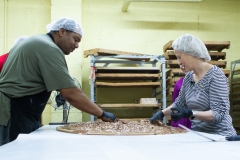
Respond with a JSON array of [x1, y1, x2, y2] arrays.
[[190, 110, 197, 120]]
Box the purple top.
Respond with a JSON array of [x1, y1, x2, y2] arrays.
[[171, 77, 192, 129], [173, 77, 184, 102]]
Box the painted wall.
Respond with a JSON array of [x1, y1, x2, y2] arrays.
[[81, 0, 240, 120], [0, 0, 52, 125], [0, 0, 50, 53], [82, 0, 240, 68], [43, 0, 83, 125], [0, 0, 84, 125], [1, 0, 240, 124]]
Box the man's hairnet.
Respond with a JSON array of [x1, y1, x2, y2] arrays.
[[46, 17, 84, 37], [172, 34, 211, 61], [13, 36, 29, 46]]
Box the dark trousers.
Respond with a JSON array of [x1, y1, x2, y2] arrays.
[[0, 120, 10, 146]]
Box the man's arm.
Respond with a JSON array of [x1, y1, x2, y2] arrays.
[[59, 87, 103, 117]]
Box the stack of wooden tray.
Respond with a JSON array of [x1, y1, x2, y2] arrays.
[[84, 48, 165, 119], [95, 66, 161, 108], [163, 40, 230, 99]]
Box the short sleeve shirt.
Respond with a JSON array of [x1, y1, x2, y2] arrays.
[[0, 34, 77, 126], [174, 65, 236, 136]]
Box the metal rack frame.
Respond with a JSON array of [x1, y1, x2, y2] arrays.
[[89, 54, 166, 124], [230, 59, 240, 111], [230, 59, 240, 133]]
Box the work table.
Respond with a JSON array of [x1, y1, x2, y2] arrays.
[[0, 125, 239, 160]]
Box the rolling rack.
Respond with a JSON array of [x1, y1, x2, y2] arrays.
[[84, 48, 166, 124], [230, 59, 240, 134]]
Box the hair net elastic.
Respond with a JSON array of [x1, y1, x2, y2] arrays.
[[13, 36, 29, 46], [46, 17, 84, 37], [172, 34, 211, 61]]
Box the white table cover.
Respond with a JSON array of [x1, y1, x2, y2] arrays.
[[0, 125, 239, 160]]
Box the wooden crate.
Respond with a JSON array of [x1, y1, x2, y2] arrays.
[[163, 50, 226, 60], [84, 48, 150, 61], [163, 40, 230, 53], [166, 60, 227, 69]]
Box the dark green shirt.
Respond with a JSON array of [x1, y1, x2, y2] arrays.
[[0, 34, 77, 126]]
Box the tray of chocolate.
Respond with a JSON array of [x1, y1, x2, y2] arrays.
[[56, 119, 186, 135]]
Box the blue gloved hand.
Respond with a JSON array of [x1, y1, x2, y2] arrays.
[[149, 110, 165, 123], [99, 111, 117, 122], [171, 107, 193, 121]]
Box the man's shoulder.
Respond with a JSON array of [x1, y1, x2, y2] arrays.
[[25, 34, 62, 54], [30, 34, 52, 43]]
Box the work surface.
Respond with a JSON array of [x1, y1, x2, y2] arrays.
[[0, 125, 239, 160]]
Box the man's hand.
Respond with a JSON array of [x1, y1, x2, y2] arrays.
[[171, 107, 193, 121], [99, 111, 117, 122], [149, 110, 165, 124]]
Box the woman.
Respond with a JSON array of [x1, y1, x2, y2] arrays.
[[150, 34, 236, 136]]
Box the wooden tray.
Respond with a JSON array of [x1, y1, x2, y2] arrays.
[[170, 68, 230, 77], [97, 103, 160, 108], [163, 40, 230, 52], [95, 67, 160, 73], [163, 50, 226, 60], [56, 119, 186, 135], [166, 60, 227, 69], [95, 82, 161, 87], [95, 73, 160, 80], [84, 48, 151, 61]]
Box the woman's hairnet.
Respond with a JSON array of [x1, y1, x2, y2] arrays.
[[46, 17, 84, 37], [13, 36, 29, 46], [172, 34, 211, 61]]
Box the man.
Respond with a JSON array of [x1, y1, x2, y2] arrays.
[[0, 17, 117, 146]]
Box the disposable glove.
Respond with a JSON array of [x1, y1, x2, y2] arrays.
[[225, 136, 240, 141], [171, 107, 193, 121], [149, 110, 165, 124], [99, 111, 117, 122]]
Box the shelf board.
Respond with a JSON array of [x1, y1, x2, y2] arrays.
[[232, 84, 240, 88], [163, 40, 230, 52], [95, 67, 160, 73], [172, 76, 184, 83], [95, 73, 159, 80], [223, 70, 230, 77], [166, 87, 174, 95], [233, 69, 240, 75], [232, 105, 240, 111], [160, 70, 171, 79], [170, 68, 185, 76], [231, 80, 240, 85], [232, 98, 240, 102], [95, 82, 161, 87], [231, 91, 240, 95], [163, 51, 226, 60], [170, 68, 230, 77], [84, 48, 151, 61], [97, 103, 161, 108], [167, 60, 227, 69]]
